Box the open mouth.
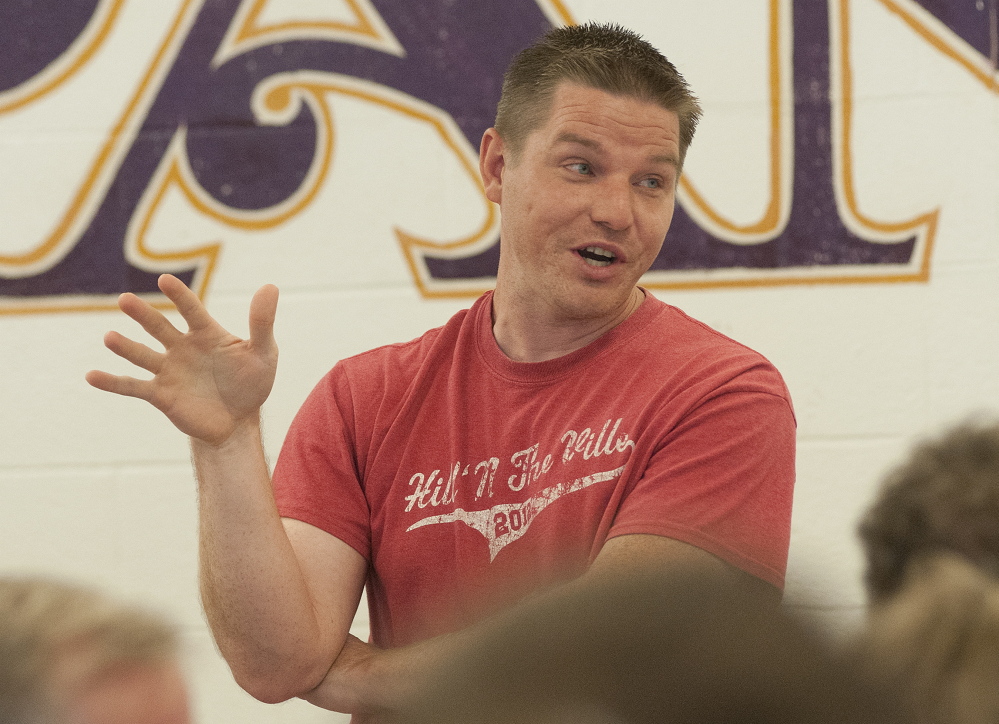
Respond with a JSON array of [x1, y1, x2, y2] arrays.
[[577, 246, 616, 267]]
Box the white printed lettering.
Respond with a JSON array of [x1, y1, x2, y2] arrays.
[[403, 419, 633, 518], [474, 457, 499, 499], [431, 461, 460, 506], [561, 419, 635, 463], [404, 471, 437, 512], [560, 430, 576, 463], [408, 465, 626, 561], [508, 443, 549, 492]]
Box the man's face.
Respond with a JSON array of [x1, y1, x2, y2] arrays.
[[484, 82, 681, 322]]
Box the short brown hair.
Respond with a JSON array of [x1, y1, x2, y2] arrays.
[[0, 577, 178, 724], [858, 421, 999, 601], [494, 22, 702, 169]]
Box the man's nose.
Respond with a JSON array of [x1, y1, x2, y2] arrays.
[[590, 179, 633, 231]]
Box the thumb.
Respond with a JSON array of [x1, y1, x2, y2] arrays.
[[248, 283, 279, 352]]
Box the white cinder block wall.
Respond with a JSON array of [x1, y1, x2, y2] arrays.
[[2, 1, 998, 721]]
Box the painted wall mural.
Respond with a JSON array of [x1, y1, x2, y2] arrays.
[[0, 0, 996, 313]]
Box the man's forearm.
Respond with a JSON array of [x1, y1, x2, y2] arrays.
[[301, 576, 605, 716], [302, 629, 478, 716], [193, 418, 338, 702]]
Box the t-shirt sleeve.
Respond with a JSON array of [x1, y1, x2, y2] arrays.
[[271, 365, 372, 560], [608, 368, 796, 589]]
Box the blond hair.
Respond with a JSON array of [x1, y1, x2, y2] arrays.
[[858, 553, 999, 724], [0, 577, 177, 724]]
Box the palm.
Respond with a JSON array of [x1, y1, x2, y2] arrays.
[[87, 275, 280, 446], [150, 325, 274, 443]]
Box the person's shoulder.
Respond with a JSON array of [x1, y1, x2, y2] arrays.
[[641, 296, 790, 397], [334, 296, 484, 376], [346, 314, 465, 369], [645, 298, 768, 361]]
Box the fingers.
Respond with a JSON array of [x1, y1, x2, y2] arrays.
[[85, 369, 153, 401], [158, 273, 218, 333], [117, 291, 182, 347], [103, 330, 164, 374], [248, 283, 280, 352]]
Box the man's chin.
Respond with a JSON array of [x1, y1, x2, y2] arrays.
[[553, 285, 640, 324]]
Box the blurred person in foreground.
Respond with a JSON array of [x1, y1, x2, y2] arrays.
[[399, 566, 907, 724], [856, 553, 999, 724], [0, 577, 191, 724], [87, 21, 795, 720]]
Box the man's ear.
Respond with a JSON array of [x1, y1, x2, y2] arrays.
[[479, 128, 506, 204]]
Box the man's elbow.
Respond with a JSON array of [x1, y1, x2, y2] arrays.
[[229, 659, 327, 704]]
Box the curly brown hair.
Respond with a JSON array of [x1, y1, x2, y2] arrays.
[[858, 421, 999, 602]]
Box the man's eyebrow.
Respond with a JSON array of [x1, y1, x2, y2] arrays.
[[554, 132, 679, 168], [652, 153, 680, 168], [555, 132, 600, 149]]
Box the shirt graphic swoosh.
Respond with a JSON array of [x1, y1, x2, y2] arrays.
[[406, 466, 624, 561]]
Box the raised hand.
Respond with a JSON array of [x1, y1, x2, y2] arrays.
[[86, 274, 279, 446]]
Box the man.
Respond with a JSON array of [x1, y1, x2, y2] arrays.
[[0, 577, 191, 724], [87, 22, 795, 720]]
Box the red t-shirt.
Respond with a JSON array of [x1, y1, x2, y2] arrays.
[[273, 291, 795, 647]]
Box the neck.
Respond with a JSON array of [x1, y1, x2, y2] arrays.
[[490, 287, 644, 363]]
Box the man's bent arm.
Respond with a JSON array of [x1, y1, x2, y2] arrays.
[[194, 421, 367, 702], [87, 274, 365, 703]]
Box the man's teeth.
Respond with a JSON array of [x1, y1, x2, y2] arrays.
[[578, 246, 615, 267]]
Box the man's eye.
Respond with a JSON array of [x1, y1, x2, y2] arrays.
[[639, 178, 662, 189], [568, 163, 591, 175]]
